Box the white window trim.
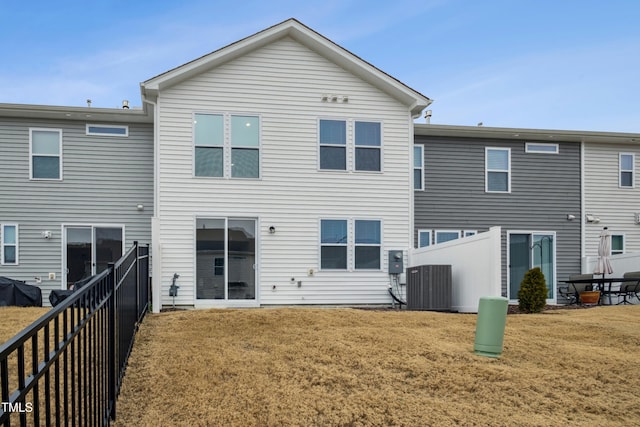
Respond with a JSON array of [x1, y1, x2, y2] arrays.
[[435, 229, 462, 244], [319, 218, 383, 271], [414, 145, 424, 191], [318, 118, 384, 173], [611, 234, 625, 255], [86, 124, 129, 137], [525, 143, 559, 154], [354, 120, 383, 173], [318, 118, 348, 172], [29, 128, 62, 181], [353, 218, 382, 270], [1, 224, 18, 265], [193, 112, 261, 179], [485, 147, 511, 193], [417, 229, 432, 248], [619, 153, 635, 188]]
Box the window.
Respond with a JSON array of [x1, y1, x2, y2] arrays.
[[319, 120, 346, 170], [319, 119, 382, 172], [231, 116, 260, 178], [463, 230, 477, 237], [194, 113, 224, 177], [620, 153, 634, 188], [486, 147, 510, 192], [1, 224, 18, 265], [194, 113, 260, 178], [418, 229, 432, 248], [30, 129, 62, 180], [414, 145, 424, 190], [435, 230, 461, 244], [525, 143, 558, 154], [320, 220, 348, 269], [611, 235, 624, 255], [354, 220, 381, 269], [354, 121, 381, 171], [86, 124, 128, 137], [320, 219, 381, 270]]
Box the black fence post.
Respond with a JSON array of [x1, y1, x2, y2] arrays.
[[134, 241, 140, 323], [108, 261, 117, 421]]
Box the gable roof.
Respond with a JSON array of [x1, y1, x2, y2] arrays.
[[141, 18, 431, 117]]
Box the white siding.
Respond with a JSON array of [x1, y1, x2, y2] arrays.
[[155, 37, 414, 307], [584, 142, 640, 257]]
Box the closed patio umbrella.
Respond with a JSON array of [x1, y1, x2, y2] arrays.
[[594, 227, 613, 277]]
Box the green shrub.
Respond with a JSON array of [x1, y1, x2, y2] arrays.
[[518, 267, 548, 313]]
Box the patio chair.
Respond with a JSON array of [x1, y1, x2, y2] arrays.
[[618, 271, 640, 305], [559, 274, 594, 305]]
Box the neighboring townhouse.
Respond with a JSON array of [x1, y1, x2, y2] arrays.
[[583, 134, 640, 260], [0, 103, 154, 304], [413, 124, 583, 303], [141, 19, 431, 311]]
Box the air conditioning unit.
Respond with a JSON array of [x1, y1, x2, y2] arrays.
[[406, 265, 452, 311]]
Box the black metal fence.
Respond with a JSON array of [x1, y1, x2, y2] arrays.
[[0, 241, 149, 426]]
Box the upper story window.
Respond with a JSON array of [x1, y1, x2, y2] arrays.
[[319, 119, 382, 172], [1, 224, 18, 265], [194, 113, 260, 179], [525, 143, 558, 154], [485, 147, 510, 193], [414, 145, 424, 190], [619, 153, 634, 188], [611, 234, 624, 255], [231, 116, 260, 178], [86, 124, 128, 137], [354, 121, 381, 171], [194, 113, 224, 177], [319, 120, 346, 170], [320, 219, 381, 270], [30, 128, 62, 180]]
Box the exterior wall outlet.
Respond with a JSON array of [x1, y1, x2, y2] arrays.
[[308, 268, 315, 276], [48, 273, 56, 280]]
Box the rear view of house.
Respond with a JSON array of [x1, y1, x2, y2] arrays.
[[143, 19, 431, 311], [0, 104, 153, 304]]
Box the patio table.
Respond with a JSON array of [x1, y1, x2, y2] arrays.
[[562, 277, 640, 305]]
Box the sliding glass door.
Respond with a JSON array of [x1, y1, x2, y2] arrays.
[[509, 232, 555, 301], [65, 225, 123, 289], [196, 218, 256, 301]]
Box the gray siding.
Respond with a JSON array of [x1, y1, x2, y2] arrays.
[[0, 116, 153, 304], [414, 134, 581, 297]]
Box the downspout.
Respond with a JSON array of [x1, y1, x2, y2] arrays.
[[580, 139, 586, 270], [142, 90, 161, 313]]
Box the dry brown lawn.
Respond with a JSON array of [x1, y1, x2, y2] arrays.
[[0, 306, 50, 342], [114, 306, 640, 427]]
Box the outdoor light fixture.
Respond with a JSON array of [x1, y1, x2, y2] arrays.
[[269, 226, 276, 234], [137, 204, 144, 211], [585, 214, 601, 223]]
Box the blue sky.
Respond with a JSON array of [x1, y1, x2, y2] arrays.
[[1, 0, 638, 132]]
